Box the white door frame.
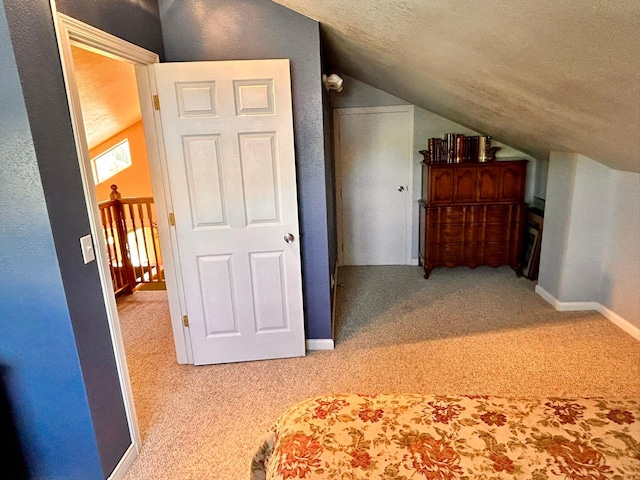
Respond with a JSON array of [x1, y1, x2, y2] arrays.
[[333, 105, 415, 266], [50, 6, 187, 479]]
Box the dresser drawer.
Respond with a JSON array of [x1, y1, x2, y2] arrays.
[[430, 243, 476, 265], [431, 223, 475, 243], [478, 204, 513, 223], [482, 223, 509, 242], [427, 206, 475, 225], [478, 243, 509, 265]]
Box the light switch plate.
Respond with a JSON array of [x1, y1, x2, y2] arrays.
[[80, 234, 95, 264]]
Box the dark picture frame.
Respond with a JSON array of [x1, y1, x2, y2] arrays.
[[522, 225, 540, 279]]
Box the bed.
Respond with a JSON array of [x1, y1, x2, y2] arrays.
[[251, 393, 639, 479]]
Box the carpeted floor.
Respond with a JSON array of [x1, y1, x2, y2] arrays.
[[119, 265, 640, 479]]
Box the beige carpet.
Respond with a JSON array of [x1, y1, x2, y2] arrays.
[[119, 265, 640, 479]]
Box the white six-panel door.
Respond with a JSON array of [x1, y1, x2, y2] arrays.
[[154, 60, 305, 365]]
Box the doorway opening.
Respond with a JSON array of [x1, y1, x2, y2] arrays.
[[68, 42, 172, 445], [71, 45, 165, 295]]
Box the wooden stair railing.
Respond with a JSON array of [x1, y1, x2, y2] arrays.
[[98, 185, 164, 296]]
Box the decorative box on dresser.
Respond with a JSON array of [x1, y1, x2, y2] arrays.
[[419, 160, 528, 278]]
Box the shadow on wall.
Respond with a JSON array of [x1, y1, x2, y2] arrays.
[[0, 365, 30, 479]]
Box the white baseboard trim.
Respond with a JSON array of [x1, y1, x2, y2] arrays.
[[534, 286, 560, 309], [535, 286, 598, 311], [306, 339, 335, 350], [107, 442, 138, 480], [535, 286, 640, 341], [598, 304, 640, 341]]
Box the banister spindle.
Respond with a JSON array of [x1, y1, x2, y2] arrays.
[[99, 184, 165, 293]]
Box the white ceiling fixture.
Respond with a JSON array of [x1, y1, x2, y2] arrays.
[[323, 73, 344, 92]]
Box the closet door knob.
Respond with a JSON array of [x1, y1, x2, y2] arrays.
[[398, 186, 405, 192], [284, 233, 295, 244]]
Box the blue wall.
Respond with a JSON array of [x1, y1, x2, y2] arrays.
[[1, 0, 164, 477], [0, 3, 103, 478], [56, 0, 164, 60], [160, 0, 334, 339]]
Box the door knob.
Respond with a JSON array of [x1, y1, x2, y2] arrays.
[[284, 233, 295, 244], [398, 186, 405, 192]]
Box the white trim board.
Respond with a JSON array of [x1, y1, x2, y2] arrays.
[[107, 443, 137, 480], [535, 285, 640, 341], [57, 14, 158, 65], [306, 339, 335, 351]]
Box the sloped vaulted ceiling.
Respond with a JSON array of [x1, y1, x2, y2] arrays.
[[71, 46, 141, 150], [274, 0, 640, 172]]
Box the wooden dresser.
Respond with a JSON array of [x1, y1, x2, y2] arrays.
[[419, 160, 527, 278]]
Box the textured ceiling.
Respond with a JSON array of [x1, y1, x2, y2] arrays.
[[71, 45, 141, 150], [275, 0, 640, 172], [68, 3, 638, 171]]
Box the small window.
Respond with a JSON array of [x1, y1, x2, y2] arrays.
[[93, 139, 132, 184]]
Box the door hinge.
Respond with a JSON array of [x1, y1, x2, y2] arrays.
[[183, 315, 189, 327], [169, 212, 176, 226], [153, 94, 160, 111]]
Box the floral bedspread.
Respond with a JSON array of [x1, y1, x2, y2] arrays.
[[251, 394, 640, 479]]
